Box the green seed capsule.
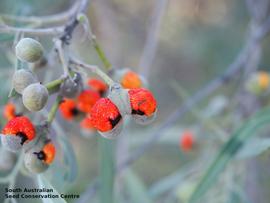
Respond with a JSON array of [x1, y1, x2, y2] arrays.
[[24, 145, 49, 174], [22, 83, 49, 111], [15, 38, 44, 63], [60, 73, 83, 98], [12, 69, 37, 94]]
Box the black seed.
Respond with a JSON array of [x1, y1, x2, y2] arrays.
[[109, 114, 122, 128], [132, 109, 145, 116], [16, 132, 28, 145], [33, 151, 46, 161], [70, 108, 80, 116]]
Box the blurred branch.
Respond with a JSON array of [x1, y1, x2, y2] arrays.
[[0, 0, 89, 36], [139, 0, 168, 79], [0, 0, 85, 26]]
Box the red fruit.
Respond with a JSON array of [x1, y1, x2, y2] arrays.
[[90, 98, 122, 132], [180, 131, 194, 152], [80, 115, 95, 130], [3, 103, 16, 121], [88, 78, 108, 96], [121, 70, 142, 89], [35, 142, 56, 164], [128, 88, 157, 116], [2, 116, 35, 144], [77, 89, 100, 113], [59, 99, 80, 120]]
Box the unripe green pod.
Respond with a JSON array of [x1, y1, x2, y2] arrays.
[[59, 72, 83, 98], [22, 83, 49, 111], [1, 134, 23, 152], [12, 69, 37, 94], [24, 145, 49, 174], [0, 148, 16, 171], [15, 38, 44, 63]]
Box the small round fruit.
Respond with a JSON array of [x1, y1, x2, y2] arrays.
[[24, 141, 56, 174], [88, 78, 108, 96], [15, 38, 44, 63], [3, 103, 16, 121], [1, 116, 36, 152], [90, 98, 123, 138], [12, 69, 37, 94], [77, 89, 100, 113], [22, 83, 49, 111], [128, 88, 157, 125], [180, 131, 194, 152]]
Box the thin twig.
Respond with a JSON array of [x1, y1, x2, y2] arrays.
[[139, 0, 168, 78], [70, 57, 115, 86]]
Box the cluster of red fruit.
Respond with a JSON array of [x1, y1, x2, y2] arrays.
[[0, 69, 157, 173], [59, 69, 157, 138]]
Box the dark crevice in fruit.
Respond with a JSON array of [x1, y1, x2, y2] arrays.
[[132, 109, 145, 116], [109, 114, 122, 129], [33, 151, 46, 161], [70, 107, 80, 116], [16, 132, 28, 145]]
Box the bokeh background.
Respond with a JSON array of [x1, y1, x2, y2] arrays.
[[1, 0, 270, 203]]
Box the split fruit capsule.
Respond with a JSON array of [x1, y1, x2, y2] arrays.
[[88, 78, 108, 96], [77, 89, 100, 113], [59, 98, 81, 121], [128, 88, 157, 125], [24, 141, 56, 173], [1, 116, 35, 152], [90, 98, 123, 139]]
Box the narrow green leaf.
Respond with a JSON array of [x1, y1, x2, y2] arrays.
[[235, 137, 270, 159], [188, 107, 270, 203], [123, 169, 153, 203], [98, 136, 115, 203]]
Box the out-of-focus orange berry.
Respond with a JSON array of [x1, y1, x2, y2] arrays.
[[121, 70, 142, 89], [88, 78, 108, 96], [180, 131, 194, 152], [77, 90, 100, 113], [3, 103, 16, 121]]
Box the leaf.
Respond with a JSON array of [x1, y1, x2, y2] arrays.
[[58, 135, 78, 182], [37, 175, 67, 203], [148, 162, 196, 198], [123, 169, 153, 203], [188, 107, 270, 203], [235, 137, 270, 159]]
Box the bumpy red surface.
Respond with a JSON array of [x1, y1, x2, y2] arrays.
[[43, 142, 56, 164], [3, 103, 16, 121], [88, 78, 108, 94], [180, 131, 194, 152], [128, 88, 157, 116], [2, 116, 35, 140], [59, 99, 78, 120], [77, 89, 100, 113], [90, 98, 120, 132]]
